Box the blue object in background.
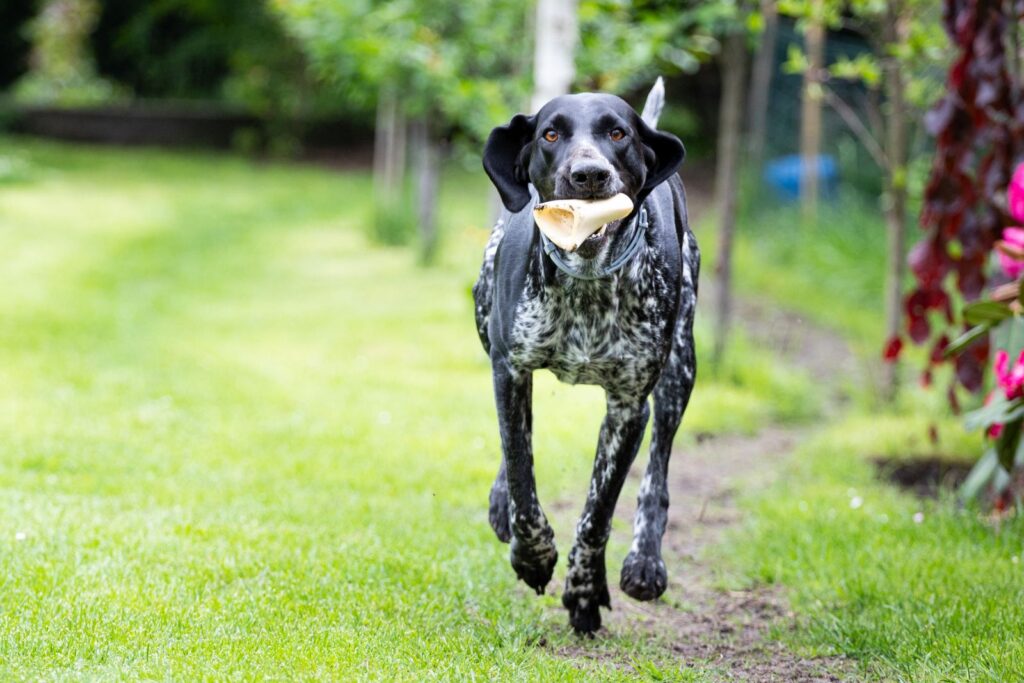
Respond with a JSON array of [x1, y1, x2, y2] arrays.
[[762, 154, 839, 201]]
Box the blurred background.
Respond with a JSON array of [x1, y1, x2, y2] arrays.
[[4, 1, 1024, 679]]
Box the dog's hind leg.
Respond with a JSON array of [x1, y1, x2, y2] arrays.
[[492, 364, 558, 594], [621, 318, 696, 601], [563, 393, 650, 634], [488, 459, 511, 542]]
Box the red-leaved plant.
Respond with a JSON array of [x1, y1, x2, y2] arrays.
[[897, 0, 1024, 504], [894, 0, 1024, 411]]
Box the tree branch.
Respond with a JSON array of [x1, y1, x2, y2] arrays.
[[822, 85, 889, 170]]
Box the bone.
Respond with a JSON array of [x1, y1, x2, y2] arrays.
[[532, 193, 634, 252]]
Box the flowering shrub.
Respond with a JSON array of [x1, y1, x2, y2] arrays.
[[955, 165, 1024, 502], [898, 0, 1024, 405]]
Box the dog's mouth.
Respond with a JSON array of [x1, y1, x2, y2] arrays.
[[532, 193, 633, 253]]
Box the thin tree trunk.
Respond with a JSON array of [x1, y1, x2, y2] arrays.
[[881, 2, 909, 401], [411, 119, 442, 263], [531, 0, 578, 112], [747, 0, 778, 165], [374, 88, 406, 200], [799, 4, 825, 222], [712, 31, 749, 366]]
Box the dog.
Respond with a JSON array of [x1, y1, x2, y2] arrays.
[[473, 81, 699, 634]]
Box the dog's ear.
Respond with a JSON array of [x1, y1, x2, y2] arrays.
[[635, 115, 685, 204], [483, 114, 537, 213]]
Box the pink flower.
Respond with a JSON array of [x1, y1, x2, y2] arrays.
[[998, 227, 1024, 279], [1009, 163, 1024, 224], [994, 349, 1024, 400]]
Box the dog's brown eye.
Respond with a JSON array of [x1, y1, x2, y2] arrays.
[[543, 129, 559, 143], [609, 128, 625, 141]]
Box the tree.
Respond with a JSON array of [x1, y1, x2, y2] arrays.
[[782, 0, 948, 399], [798, 0, 825, 221], [273, 0, 531, 260], [532, 0, 579, 113], [746, 0, 779, 164], [14, 0, 120, 106], [712, 22, 750, 366]]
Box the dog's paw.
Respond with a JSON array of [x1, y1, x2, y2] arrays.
[[510, 535, 558, 594], [619, 551, 667, 601], [488, 487, 511, 543], [562, 590, 607, 636]]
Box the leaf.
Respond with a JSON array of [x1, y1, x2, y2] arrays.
[[963, 300, 1014, 325], [995, 417, 1023, 471], [962, 396, 1024, 431], [782, 44, 809, 75], [943, 322, 992, 358], [960, 448, 999, 500]]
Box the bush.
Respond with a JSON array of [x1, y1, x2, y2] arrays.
[[13, 0, 123, 107]]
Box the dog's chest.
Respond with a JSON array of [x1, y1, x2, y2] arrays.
[[509, 261, 675, 388]]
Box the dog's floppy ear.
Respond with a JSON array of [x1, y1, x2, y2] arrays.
[[483, 114, 537, 213], [635, 115, 685, 205]]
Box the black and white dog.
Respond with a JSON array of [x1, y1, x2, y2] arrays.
[[473, 83, 699, 634]]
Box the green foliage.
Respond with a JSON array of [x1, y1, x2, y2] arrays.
[[92, 0, 305, 105], [779, 0, 947, 110], [14, 0, 123, 106], [576, 0, 746, 93], [273, 0, 530, 142]]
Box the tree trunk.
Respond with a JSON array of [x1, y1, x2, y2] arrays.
[[411, 118, 442, 264], [373, 88, 406, 200], [881, 2, 909, 401], [747, 0, 778, 166], [531, 0, 578, 112], [712, 31, 749, 366], [799, 4, 825, 222]]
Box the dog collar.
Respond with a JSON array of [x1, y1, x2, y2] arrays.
[[540, 206, 648, 281]]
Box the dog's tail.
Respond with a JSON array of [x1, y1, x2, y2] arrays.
[[640, 77, 665, 129]]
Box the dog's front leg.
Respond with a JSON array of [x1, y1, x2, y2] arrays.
[[563, 393, 650, 634], [492, 363, 558, 594]]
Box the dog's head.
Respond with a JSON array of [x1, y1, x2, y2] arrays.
[[483, 93, 684, 255]]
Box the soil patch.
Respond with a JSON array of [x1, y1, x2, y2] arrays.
[[872, 456, 972, 498]]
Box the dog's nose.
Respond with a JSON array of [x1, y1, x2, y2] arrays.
[[569, 161, 612, 191]]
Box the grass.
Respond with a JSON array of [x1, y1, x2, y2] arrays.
[[725, 412, 1024, 682], [0, 137, 819, 680], [705, 183, 1024, 680]]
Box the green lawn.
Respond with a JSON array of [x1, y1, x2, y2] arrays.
[[716, 182, 1024, 681], [0, 138, 816, 680], [725, 412, 1024, 682], [6, 136, 1016, 681]]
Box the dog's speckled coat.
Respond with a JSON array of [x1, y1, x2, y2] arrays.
[[474, 91, 699, 633]]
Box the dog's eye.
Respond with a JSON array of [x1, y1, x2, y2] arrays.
[[543, 129, 559, 143], [609, 128, 625, 142]]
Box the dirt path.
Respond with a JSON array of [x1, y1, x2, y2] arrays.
[[555, 427, 849, 681], [545, 287, 861, 680]]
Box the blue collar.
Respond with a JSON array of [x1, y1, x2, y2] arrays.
[[539, 206, 649, 281]]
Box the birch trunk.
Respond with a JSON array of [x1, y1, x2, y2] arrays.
[[531, 0, 578, 113]]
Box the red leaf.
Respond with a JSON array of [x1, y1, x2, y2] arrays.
[[883, 336, 903, 362]]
